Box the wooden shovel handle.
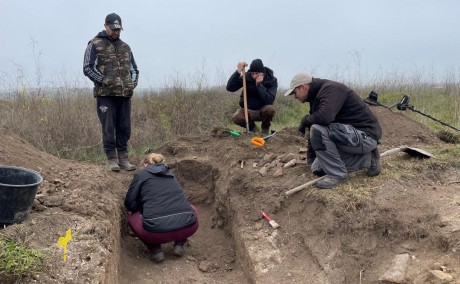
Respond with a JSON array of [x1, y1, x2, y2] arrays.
[[379, 147, 405, 158], [285, 176, 326, 196], [242, 67, 250, 133]]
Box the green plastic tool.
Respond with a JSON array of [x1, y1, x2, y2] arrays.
[[230, 131, 240, 137]]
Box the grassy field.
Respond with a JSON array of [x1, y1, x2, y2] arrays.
[[0, 70, 459, 164]]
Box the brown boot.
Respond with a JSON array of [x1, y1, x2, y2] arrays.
[[118, 151, 136, 171]]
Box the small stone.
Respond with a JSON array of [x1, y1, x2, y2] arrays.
[[273, 167, 283, 177], [428, 270, 453, 283], [283, 159, 296, 168], [280, 153, 296, 163], [258, 167, 268, 176]]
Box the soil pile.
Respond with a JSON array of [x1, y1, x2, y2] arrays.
[[0, 105, 459, 283]]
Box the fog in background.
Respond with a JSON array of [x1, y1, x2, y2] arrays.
[[1, 0, 459, 90]]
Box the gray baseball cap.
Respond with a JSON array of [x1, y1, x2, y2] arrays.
[[105, 13, 123, 30], [283, 73, 313, 96]]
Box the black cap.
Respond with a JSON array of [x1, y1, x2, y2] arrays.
[[105, 13, 123, 30], [249, 59, 265, 73]]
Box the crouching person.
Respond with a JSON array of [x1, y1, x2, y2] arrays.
[[124, 153, 199, 263], [284, 73, 382, 189]]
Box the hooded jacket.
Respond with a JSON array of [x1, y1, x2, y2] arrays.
[[83, 30, 139, 98], [124, 163, 196, 232], [226, 67, 278, 110], [300, 78, 382, 140]]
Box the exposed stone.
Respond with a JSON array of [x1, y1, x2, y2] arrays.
[[427, 270, 453, 284], [378, 253, 410, 283], [273, 167, 283, 177], [42, 196, 63, 207], [258, 153, 277, 167], [258, 167, 268, 177], [283, 159, 296, 168], [280, 153, 296, 163]]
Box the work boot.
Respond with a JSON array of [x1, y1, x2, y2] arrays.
[[108, 159, 121, 172], [249, 124, 259, 133], [316, 175, 348, 189], [118, 151, 136, 171], [367, 148, 381, 177], [106, 151, 120, 172], [149, 249, 164, 263], [261, 128, 270, 136], [172, 243, 184, 257]]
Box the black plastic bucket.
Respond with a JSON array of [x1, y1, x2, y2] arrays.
[[0, 166, 43, 225]]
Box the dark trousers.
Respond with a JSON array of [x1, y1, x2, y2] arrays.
[[127, 206, 199, 253], [232, 105, 275, 132], [96, 96, 131, 156]]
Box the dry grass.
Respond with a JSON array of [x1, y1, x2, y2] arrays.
[[1, 68, 460, 164]]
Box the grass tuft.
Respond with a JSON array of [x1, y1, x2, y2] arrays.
[[0, 239, 44, 279]]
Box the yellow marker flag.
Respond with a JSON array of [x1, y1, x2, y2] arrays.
[[57, 229, 72, 262]]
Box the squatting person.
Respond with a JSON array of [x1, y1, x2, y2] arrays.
[[124, 153, 199, 263], [83, 13, 139, 172], [284, 72, 382, 189], [226, 59, 278, 134]]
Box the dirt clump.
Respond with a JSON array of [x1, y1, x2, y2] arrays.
[[0, 105, 460, 283]]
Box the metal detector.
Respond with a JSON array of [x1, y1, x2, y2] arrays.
[[364, 91, 398, 109], [396, 95, 460, 133]]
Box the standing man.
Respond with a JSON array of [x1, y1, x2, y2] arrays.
[[83, 13, 139, 172], [284, 73, 382, 189], [226, 59, 277, 134]]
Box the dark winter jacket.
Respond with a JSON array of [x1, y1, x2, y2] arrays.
[[124, 164, 196, 233], [300, 78, 382, 140], [226, 67, 278, 110], [83, 30, 139, 98]]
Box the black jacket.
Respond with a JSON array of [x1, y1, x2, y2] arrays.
[[300, 78, 382, 140], [124, 164, 196, 232], [226, 67, 278, 110]]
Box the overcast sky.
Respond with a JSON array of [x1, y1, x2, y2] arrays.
[[1, 0, 459, 90]]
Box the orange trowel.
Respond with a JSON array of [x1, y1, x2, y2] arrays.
[[251, 131, 277, 147]]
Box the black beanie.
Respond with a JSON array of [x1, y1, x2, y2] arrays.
[[249, 59, 265, 73]]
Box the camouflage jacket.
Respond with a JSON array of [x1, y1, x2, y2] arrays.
[[83, 31, 139, 97]]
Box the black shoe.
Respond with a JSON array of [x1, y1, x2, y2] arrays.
[[149, 250, 164, 263], [367, 148, 381, 177], [316, 175, 348, 189], [172, 244, 184, 257]]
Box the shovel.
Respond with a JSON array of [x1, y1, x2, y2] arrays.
[[251, 131, 277, 147], [380, 145, 433, 159], [285, 145, 433, 196]]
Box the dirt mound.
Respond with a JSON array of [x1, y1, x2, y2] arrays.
[[1, 106, 460, 283]]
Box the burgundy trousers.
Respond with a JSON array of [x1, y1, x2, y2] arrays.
[[127, 206, 199, 252]]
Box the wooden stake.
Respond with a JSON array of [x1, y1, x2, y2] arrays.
[[285, 176, 326, 196], [242, 67, 250, 133]]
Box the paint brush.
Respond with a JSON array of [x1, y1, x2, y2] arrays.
[[261, 210, 280, 229]]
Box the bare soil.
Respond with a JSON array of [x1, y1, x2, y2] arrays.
[[1, 106, 459, 284]]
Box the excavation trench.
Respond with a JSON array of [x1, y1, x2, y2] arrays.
[[115, 159, 251, 284]]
